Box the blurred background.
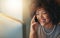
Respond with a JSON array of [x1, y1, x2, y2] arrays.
[[0, 0, 31, 38]]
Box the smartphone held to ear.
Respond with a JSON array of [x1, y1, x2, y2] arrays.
[[35, 15, 38, 22], [35, 15, 40, 24]]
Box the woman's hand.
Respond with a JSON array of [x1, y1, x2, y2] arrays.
[[29, 16, 39, 38], [30, 16, 39, 32]]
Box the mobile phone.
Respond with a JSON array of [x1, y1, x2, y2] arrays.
[[35, 15, 38, 22], [35, 15, 40, 24]]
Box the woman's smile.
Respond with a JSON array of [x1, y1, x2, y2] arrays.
[[40, 19, 46, 22]]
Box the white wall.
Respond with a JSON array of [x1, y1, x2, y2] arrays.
[[0, 0, 23, 38]]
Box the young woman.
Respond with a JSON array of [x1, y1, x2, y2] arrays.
[[29, 0, 60, 38]]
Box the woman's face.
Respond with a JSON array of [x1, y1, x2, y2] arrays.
[[36, 8, 51, 26]]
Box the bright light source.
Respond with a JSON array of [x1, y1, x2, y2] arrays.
[[1, 0, 23, 23], [0, 0, 23, 38], [5, 0, 22, 11]]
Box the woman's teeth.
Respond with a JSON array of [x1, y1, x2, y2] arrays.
[[41, 19, 46, 22]]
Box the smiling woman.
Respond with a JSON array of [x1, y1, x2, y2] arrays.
[[29, 0, 60, 38]]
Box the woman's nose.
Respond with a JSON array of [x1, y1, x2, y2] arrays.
[[40, 14, 44, 19]]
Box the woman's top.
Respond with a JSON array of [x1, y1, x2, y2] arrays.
[[37, 24, 60, 38]]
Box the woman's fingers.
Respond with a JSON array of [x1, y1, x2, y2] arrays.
[[31, 15, 35, 24], [32, 22, 38, 31]]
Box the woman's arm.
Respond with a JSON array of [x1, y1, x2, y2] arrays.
[[29, 16, 38, 38], [29, 30, 37, 38]]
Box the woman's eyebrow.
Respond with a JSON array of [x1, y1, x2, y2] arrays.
[[36, 11, 39, 14], [42, 11, 46, 13]]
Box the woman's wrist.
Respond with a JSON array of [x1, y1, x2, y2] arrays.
[[31, 30, 37, 34]]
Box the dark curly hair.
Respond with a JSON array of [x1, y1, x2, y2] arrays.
[[31, 0, 60, 25]]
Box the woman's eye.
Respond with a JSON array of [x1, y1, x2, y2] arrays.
[[36, 11, 39, 15], [36, 13, 39, 15], [43, 12, 47, 14], [43, 12, 46, 14]]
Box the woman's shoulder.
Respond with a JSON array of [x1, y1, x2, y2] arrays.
[[56, 24, 60, 32], [55, 24, 60, 38], [57, 24, 60, 28]]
